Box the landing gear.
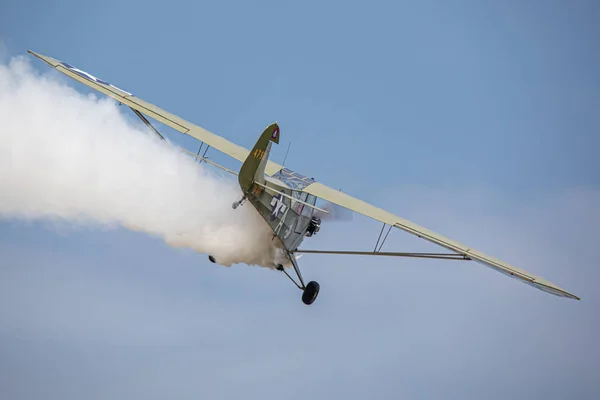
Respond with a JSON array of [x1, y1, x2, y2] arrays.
[[208, 255, 216, 263], [277, 253, 320, 305], [302, 281, 320, 305]]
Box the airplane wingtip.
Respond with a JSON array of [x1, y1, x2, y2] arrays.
[[27, 49, 41, 59]]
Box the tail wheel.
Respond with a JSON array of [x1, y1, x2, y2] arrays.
[[302, 281, 320, 305]]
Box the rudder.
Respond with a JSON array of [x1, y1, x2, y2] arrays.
[[238, 123, 280, 192]]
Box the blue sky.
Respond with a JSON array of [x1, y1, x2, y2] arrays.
[[1, 1, 599, 399]]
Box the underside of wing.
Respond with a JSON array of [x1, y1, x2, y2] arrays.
[[27, 50, 282, 175], [302, 182, 580, 300]]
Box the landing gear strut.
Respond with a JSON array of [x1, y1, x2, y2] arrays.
[[277, 252, 320, 305]]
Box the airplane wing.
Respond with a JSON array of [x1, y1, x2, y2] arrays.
[[27, 50, 283, 176], [28, 50, 578, 300], [302, 182, 580, 300]]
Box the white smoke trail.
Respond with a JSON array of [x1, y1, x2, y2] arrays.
[[0, 55, 286, 268]]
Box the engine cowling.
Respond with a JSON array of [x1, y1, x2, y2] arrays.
[[306, 216, 321, 237]]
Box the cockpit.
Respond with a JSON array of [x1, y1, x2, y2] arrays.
[[267, 168, 321, 237]]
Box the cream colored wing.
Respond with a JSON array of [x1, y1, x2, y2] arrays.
[[27, 50, 283, 176], [303, 182, 579, 300]]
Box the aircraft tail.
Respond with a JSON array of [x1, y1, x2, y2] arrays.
[[238, 123, 280, 192]]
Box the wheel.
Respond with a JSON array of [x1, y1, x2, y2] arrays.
[[208, 255, 216, 263], [302, 281, 320, 305]]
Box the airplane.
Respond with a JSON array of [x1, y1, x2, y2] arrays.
[[27, 49, 580, 305]]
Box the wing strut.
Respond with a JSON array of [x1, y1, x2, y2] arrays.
[[374, 223, 393, 252], [128, 106, 237, 176], [195, 143, 204, 162], [294, 249, 468, 260], [130, 107, 165, 141], [195, 143, 211, 165], [178, 147, 239, 176]]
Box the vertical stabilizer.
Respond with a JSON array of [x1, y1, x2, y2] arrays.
[[238, 123, 280, 192]]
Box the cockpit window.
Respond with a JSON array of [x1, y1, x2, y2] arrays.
[[301, 194, 316, 217], [271, 168, 316, 191], [291, 191, 308, 214]]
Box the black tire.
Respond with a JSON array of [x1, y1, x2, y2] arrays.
[[302, 281, 320, 305], [208, 255, 216, 263]]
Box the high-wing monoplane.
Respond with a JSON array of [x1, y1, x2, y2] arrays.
[[28, 50, 579, 305]]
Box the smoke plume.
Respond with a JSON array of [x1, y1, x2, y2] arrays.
[[0, 55, 285, 268]]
